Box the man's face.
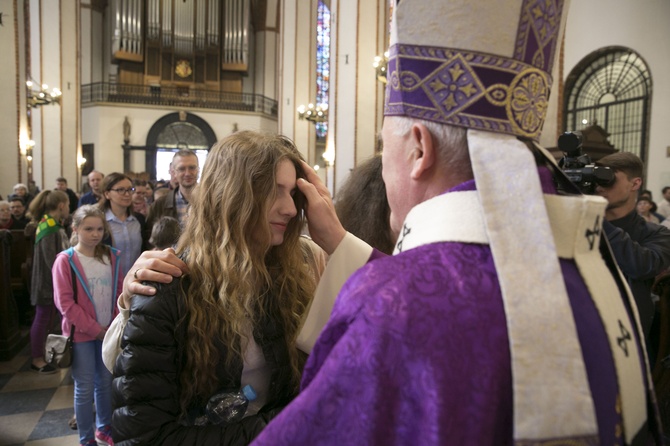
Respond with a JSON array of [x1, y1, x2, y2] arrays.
[[381, 118, 415, 234], [133, 185, 147, 199], [55, 181, 67, 191], [9, 200, 25, 218], [664, 189, 670, 202], [88, 172, 103, 194], [172, 155, 199, 188], [595, 171, 640, 212]]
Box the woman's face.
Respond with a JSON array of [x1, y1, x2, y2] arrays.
[[267, 160, 298, 246], [0, 204, 10, 224], [104, 179, 134, 210], [637, 200, 651, 214]]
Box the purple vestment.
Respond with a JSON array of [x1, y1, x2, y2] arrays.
[[252, 176, 650, 445]]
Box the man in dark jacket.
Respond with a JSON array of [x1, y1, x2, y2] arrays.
[[596, 152, 670, 338], [55, 177, 79, 214], [77, 170, 104, 207], [145, 150, 199, 245], [9, 196, 30, 229]]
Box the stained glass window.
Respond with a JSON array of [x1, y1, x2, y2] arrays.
[[316, 1, 330, 139]]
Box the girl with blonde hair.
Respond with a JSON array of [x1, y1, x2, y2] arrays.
[[113, 131, 317, 445], [52, 205, 122, 446]]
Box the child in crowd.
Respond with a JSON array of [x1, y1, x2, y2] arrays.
[[52, 205, 122, 446], [149, 215, 181, 250], [28, 190, 70, 374]]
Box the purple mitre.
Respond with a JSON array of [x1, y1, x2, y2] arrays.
[[384, 0, 567, 141]]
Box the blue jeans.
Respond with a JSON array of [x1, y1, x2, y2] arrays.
[[71, 340, 113, 444]]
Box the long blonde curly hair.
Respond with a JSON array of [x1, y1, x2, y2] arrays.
[[176, 131, 315, 412]]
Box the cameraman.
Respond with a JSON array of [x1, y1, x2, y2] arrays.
[[596, 152, 670, 339]]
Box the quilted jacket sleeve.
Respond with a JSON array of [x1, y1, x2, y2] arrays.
[[111, 279, 277, 446]]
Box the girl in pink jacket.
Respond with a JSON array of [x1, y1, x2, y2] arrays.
[[53, 205, 122, 446]]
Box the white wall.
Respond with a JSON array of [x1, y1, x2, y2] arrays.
[[330, 0, 357, 193], [355, 0, 387, 168], [562, 0, 670, 196], [81, 1, 92, 86], [81, 105, 278, 175], [0, 0, 23, 197]]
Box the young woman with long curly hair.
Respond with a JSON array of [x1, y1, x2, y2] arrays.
[[112, 131, 317, 445]]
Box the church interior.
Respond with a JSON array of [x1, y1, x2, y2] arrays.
[[1, 0, 670, 444]]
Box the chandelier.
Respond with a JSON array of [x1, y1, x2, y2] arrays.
[[373, 51, 389, 84], [26, 79, 62, 108], [297, 103, 328, 123]]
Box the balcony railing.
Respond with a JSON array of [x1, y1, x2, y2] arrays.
[[81, 82, 278, 117]]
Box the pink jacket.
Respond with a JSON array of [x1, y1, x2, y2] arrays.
[[52, 247, 122, 343]]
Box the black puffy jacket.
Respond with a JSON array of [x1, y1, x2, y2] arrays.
[[112, 276, 301, 445]]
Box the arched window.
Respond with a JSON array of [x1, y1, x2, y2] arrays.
[[564, 47, 652, 162]]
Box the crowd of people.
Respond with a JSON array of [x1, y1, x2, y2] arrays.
[[5, 0, 670, 445], [11, 136, 668, 445], [3, 156, 209, 445]]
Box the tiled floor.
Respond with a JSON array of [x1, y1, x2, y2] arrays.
[[0, 342, 80, 446]]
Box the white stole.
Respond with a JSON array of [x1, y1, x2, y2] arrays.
[[392, 129, 648, 443]]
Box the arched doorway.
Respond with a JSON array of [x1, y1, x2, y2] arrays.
[[145, 112, 217, 180]]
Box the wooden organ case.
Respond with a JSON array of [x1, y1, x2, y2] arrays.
[[109, 0, 251, 94]]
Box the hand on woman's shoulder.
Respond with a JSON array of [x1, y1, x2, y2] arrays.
[[128, 276, 190, 329]]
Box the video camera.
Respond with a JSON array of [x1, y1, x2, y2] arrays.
[[558, 131, 615, 194]]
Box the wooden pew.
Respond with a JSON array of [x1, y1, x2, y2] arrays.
[[9, 229, 34, 291], [0, 230, 30, 360]]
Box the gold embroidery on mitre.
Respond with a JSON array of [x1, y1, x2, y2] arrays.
[[428, 78, 449, 92], [385, 44, 555, 139], [486, 84, 510, 107], [399, 71, 423, 91], [532, 51, 546, 70], [449, 64, 465, 81], [514, 0, 564, 74], [506, 69, 549, 138], [424, 55, 485, 117]]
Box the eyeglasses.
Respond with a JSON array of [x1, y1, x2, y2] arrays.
[[110, 187, 136, 195]]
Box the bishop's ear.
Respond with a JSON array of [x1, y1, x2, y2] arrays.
[[409, 123, 436, 180]]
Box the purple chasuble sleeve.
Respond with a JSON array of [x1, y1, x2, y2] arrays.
[[252, 171, 639, 445]]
